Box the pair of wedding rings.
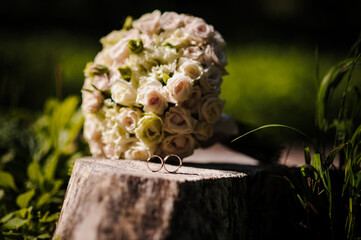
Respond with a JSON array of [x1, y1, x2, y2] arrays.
[[146, 154, 182, 173]]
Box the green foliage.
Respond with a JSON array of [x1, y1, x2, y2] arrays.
[[0, 96, 86, 239]]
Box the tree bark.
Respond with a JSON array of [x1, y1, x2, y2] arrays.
[[53, 157, 248, 240]]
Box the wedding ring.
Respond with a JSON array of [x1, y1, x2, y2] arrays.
[[147, 155, 163, 172], [163, 154, 182, 173]]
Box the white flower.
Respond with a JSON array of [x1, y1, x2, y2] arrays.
[[109, 38, 131, 65], [161, 134, 196, 158], [164, 106, 197, 134], [124, 140, 153, 160], [203, 44, 227, 67], [211, 30, 226, 49], [180, 46, 204, 60], [166, 73, 194, 103], [198, 96, 225, 124], [178, 58, 203, 80], [83, 113, 102, 141], [181, 85, 202, 113], [117, 108, 142, 133], [199, 66, 223, 94], [160, 11, 181, 30], [185, 17, 214, 43], [88, 140, 105, 157], [111, 79, 137, 106], [133, 10, 161, 35], [103, 142, 123, 159], [92, 74, 109, 91], [194, 121, 213, 141], [94, 48, 114, 66], [137, 80, 168, 115], [161, 28, 189, 47], [81, 90, 104, 113]]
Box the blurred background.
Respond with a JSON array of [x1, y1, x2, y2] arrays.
[[1, 0, 360, 140]]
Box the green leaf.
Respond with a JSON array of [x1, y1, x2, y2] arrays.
[[90, 64, 109, 76], [16, 189, 35, 208], [122, 16, 133, 31], [128, 39, 144, 54], [37, 233, 51, 239], [36, 193, 51, 208], [0, 212, 14, 223], [162, 73, 170, 84], [118, 66, 132, 81], [43, 152, 60, 180], [324, 142, 346, 169], [304, 146, 311, 165], [0, 171, 17, 190], [27, 161, 43, 185], [40, 212, 59, 223], [2, 217, 27, 230]]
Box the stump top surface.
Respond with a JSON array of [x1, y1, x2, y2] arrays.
[[77, 157, 246, 182]]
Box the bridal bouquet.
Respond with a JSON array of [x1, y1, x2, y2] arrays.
[[82, 10, 227, 160]]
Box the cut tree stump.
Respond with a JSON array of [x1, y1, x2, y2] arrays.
[[53, 157, 248, 240]]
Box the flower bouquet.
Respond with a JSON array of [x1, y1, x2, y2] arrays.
[[82, 10, 227, 160]]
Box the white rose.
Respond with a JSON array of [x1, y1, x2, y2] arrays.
[[203, 44, 227, 67], [92, 74, 109, 91], [164, 106, 197, 134], [198, 96, 225, 124], [181, 85, 202, 113], [180, 14, 194, 26], [180, 46, 203, 60], [117, 108, 142, 133], [94, 48, 114, 66], [103, 142, 122, 159], [124, 140, 154, 160], [133, 10, 161, 35], [81, 90, 104, 113], [160, 11, 181, 30], [199, 66, 223, 94], [83, 114, 102, 141], [162, 28, 189, 47], [185, 17, 214, 43], [109, 38, 131, 65], [111, 79, 137, 106], [161, 134, 196, 158], [137, 80, 168, 115], [178, 58, 203, 80], [194, 121, 213, 141], [166, 73, 194, 103], [88, 140, 105, 157], [135, 113, 163, 145]]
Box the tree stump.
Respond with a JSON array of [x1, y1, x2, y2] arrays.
[[53, 157, 248, 240]]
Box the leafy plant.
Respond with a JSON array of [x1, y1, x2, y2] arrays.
[[0, 96, 86, 239], [233, 39, 361, 239]]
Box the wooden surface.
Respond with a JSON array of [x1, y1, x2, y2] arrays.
[[53, 157, 248, 240]]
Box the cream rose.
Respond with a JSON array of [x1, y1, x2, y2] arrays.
[[194, 121, 213, 141], [178, 59, 203, 80], [133, 10, 161, 35], [88, 140, 105, 157], [162, 28, 189, 47], [92, 74, 109, 91], [135, 113, 163, 145], [83, 114, 102, 141], [166, 73, 194, 103], [160, 11, 181, 30], [198, 96, 225, 124], [185, 17, 214, 43], [117, 108, 142, 133], [103, 142, 122, 159], [203, 44, 227, 67], [199, 66, 223, 94], [81, 90, 104, 113], [109, 38, 131, 64], [111, 79, 137, 106], [161, 134, 196, 158], [137, 81, 168, 115], [164, 106, 197, 134], [180, 46, 204, 60], [124, 140, 153, 160], [182, 85, 202, 113]]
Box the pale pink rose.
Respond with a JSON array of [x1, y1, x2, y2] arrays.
[[161, 134, 195, 158], [211, 30, 226, 49], [180, 46, 204, 60], [110, 79, 137, 106], [160, 11, 181, 30], [109, 38, 131, 64], [185, 17, 214, 43], [81, 90, 104, 113], [117, 108, 142, 133], [94, 49, 114, 66], [124, 140, 152, 160], [199, 66, 223, 94], [198, 96, 225, 124], [133, 10, 161, 35], [180, 14, 194, 26], [83, 114, 102, 141], [164, 106, 197, 134], [203, 44, 227, 67], [103, 142, 122, 160], [166, 73, 194, 103], [181, 85, 202, 113], [92, 74, 109, 91], [137, 81, 168, 115], [194, 121, 214, 141], [162, 28, 189, 47], [178, 59, 203, 80]]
